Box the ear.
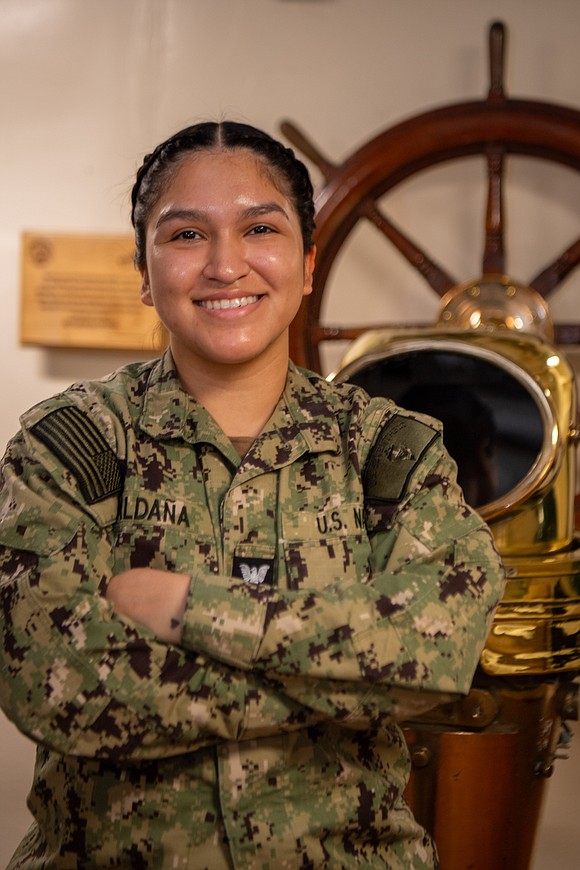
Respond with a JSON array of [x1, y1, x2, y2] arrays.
[[303, 246, 316, 297], [140, 267, 154, 307]]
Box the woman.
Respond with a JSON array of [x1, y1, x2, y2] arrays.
[[0, 122, 505, 868]]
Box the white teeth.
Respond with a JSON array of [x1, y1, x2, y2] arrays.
[[198, 295, 259, 310]]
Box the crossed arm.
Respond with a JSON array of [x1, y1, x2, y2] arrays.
[[0, 429, 505, 762]]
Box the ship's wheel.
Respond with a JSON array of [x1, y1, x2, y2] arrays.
[[283, 20, 580, 374]]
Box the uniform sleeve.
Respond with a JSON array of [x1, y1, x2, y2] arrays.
[[0, 432, 319, 761], [181, 418, 506, 698]]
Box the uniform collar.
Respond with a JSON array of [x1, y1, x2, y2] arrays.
[[138, 350, 231, 452], [269, 362, 342, 457], [138, 351, 342, 461]]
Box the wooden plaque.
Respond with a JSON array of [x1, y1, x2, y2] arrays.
[[20, 232, 165, 351]]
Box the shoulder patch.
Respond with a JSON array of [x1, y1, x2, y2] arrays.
[[363, 414, 438, 503], [30, 405, 122, 504]]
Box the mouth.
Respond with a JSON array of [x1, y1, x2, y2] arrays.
[[196, 295, 261, 311]]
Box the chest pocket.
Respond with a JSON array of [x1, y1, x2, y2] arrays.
[[113, 491, 219, 577], [281, 503, 370, 590]]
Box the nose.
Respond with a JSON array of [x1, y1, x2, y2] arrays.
[[202, 234, 250, 284]]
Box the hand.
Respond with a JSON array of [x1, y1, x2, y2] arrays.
[[106, 568, 190, 643]]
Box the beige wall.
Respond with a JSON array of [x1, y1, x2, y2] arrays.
[[1, 0, 579, 865]]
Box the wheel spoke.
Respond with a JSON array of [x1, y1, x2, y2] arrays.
[[280, 120, 336, 180], [554, 323, 580, 343], [360, 200, 457, 296], [488, 21, 506, 100], [482, 146, 506, 274], [530, 235, 580, 297], [312, 324, 399, 343]]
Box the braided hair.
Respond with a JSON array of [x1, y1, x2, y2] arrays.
[[131, 121, 315, 269]]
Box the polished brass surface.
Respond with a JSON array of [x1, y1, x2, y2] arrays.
[[483, 548, 580, 674], [437, 274, 555, 341], [333, 327, 578, 551]]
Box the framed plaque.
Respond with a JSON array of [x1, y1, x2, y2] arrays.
[[20, 232, 165, 351]]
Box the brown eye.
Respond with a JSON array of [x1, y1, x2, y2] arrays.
[[174, 229, 201, 241]]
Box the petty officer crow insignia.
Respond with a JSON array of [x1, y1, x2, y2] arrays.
[[233, 555, 274, 585]]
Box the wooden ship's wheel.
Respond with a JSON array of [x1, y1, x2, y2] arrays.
[[283, 21, 580, 869], [284, 20, 580, 375]]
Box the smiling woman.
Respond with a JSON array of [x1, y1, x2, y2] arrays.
[[0, 120, 505, 869], [131, 123, 316, 436]]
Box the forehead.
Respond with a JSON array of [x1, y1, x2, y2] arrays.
[[164, 148, 290, 202]]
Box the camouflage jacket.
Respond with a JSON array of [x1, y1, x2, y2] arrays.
[[0, 351, 505, 868]]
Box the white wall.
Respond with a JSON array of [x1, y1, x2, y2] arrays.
[[1, 0, 579, 866]]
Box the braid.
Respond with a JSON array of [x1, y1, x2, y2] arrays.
[[130, 147, 163, 226]]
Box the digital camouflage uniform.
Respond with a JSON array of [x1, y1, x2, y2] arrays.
[[0, 351, 505, 869]]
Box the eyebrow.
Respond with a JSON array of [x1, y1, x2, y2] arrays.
[[155, 202, 290, 229]]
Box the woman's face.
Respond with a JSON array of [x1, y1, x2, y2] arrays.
[[140, 149, 315, 372]]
